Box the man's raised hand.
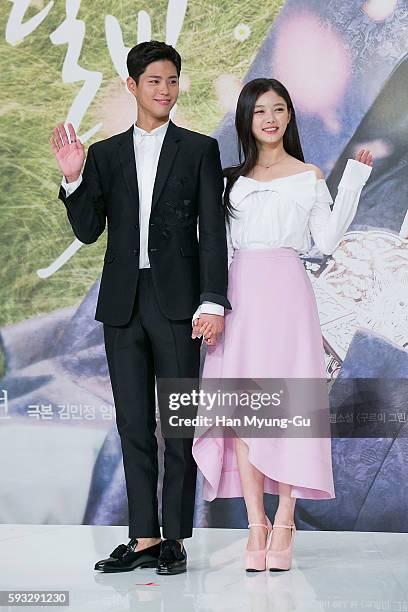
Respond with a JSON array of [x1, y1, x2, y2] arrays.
[[49, 122, 85, 183]]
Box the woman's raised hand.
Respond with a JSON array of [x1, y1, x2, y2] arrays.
[[49, 122, 85, 182], [355, 149, 374, 167]]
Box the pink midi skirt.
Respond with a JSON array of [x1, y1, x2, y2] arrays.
[[192, 247, 335, 501]]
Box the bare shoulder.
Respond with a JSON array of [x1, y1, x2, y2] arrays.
[[284, 156, 325, 180], [304, 162, 325, 180]]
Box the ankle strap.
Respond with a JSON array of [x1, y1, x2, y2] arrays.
[[248, 523, 269, 529], [272, 523, 295, 529]]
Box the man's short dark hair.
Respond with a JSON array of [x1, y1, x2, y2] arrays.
[[127, 40, 182, 84]]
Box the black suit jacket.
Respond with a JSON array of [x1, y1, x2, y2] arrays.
[[58, 120, 231, 326]]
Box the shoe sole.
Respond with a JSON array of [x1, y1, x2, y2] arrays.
[[155, 567, 187, 575], [95, 558, 158, 572]]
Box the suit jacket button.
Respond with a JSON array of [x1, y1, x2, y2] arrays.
[[133, 249, 138, 254], [134, 224, 139, 229], [149, 248, 158, 252]]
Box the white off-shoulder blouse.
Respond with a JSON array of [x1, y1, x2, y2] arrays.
[[226, 158, 372, 266], [193, 158, 372, 321]]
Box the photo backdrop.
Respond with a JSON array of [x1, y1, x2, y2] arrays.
[[1, 0, 407, 531]]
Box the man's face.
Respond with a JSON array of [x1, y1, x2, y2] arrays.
[[127, 60, 179, 120]]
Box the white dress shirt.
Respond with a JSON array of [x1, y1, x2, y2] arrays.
[[61, 122, 224, 319], [133, 120, 169, 268]]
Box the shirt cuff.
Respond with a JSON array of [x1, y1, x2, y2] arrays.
[[192, 306, 201, 325], [338, 159, 372, 191], [61, 174, 83, 196], [200, 301, 225, 317]]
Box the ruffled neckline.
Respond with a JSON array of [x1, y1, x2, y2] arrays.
[[238, 170, 318, 185], [229, 169, 332, 209]]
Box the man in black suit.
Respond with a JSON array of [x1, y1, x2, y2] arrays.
[[50, 40, 230, 574]]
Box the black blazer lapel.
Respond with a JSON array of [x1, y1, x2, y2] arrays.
[[151, 120, 182, 210], [118, 124, 139, 216]]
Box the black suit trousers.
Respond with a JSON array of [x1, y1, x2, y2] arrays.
[[103, 269, 200, 540]]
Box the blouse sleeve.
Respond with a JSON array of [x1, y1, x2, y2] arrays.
[[223, 177, 235, 269], [308, 159, 372, 255], [226, 219, 234, 269]]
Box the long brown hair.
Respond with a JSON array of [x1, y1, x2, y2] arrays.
[[224, 78, 304, 218]]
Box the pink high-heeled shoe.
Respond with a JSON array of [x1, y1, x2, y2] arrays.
[[266, 523, 296, 571], [245, 517, 272, 572]]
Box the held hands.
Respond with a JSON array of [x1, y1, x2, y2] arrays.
[[355, 149, 374, 167], [49, 122, 85, 182], [191, 314, 224, 346]]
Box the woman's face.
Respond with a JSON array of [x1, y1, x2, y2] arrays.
[[251, 89, 291, 146]]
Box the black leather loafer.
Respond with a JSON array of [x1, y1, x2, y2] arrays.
[[94, 538, 136, 571], [156, 540, 187, 575], [95, 540, 161, 572]]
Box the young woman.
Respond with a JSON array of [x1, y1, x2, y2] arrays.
[[192, 78, 373, 572]]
